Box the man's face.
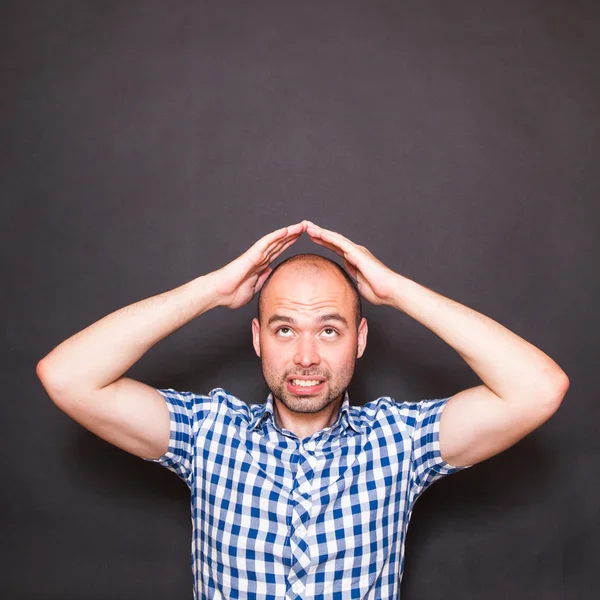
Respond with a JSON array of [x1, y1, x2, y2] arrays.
[[252, 264, 368, 415]]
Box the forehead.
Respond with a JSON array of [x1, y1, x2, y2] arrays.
[[262, 264, 354, 318]]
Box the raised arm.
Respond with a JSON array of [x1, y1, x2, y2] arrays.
[[305, 221, 570, 468], [36, 222, 307, 459]]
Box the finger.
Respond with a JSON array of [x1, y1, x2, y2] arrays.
[[264, 234, 301, 264], [281, 222, 306, 239], [271, 231, 303, 255], [261, 226, 288, 246], [256, 222, 304, 253], [250, 226, 300, 263], [254, 267, 273, 293], [307, 235, 345, 259], [313, 228, 357, 253], [343, 258, 359, 280], [304, 220, 342, 238], [307, 228, 360, 261], [264, 222, 306, 249], [258, 234, 302, 271], [306, 224, 352, 250], [277, 233, 302, 254]]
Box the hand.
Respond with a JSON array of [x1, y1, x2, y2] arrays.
[[210, 222, 308, 309], [305, 221, 398, 305]]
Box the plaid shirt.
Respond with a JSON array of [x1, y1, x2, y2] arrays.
[[144, 387, 470, 599]]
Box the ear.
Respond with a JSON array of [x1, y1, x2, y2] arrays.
[[356, 318, 368, 359], [252, 318, 261, 357]]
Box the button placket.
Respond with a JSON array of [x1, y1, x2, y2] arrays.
[[287, 445, 318, 592]]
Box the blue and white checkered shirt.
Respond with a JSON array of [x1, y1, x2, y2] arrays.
[[144, 387, 470, 599]]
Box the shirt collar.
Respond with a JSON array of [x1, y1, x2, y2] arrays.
[[250, 390, 363, 435]]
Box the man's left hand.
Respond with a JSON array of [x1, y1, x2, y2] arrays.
[[305, 221, 399, 306]]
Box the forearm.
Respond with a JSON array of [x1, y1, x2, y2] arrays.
[[387, 274, 569, 402], [37, 272, 221, 395]]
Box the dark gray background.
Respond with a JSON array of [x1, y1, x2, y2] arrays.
[[2, 1, 598, 598]]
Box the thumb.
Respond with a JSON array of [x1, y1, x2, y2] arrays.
[[254, 267, 273, 293], [344, 258, 358, 281]]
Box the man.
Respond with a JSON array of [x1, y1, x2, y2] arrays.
[[36, 220, 569, 600]]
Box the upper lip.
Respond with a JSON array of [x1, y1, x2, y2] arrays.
[[288, 376, 325, 382]]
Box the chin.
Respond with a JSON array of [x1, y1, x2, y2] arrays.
[[279, 387, 343, 414]]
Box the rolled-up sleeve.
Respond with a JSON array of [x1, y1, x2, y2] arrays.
[[409, 397, 472, 500], [143, 388, 213, 487]]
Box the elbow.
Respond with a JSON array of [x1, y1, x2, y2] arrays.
[[558, 373, 570, 393], [36, 358, 48, 381], [36, 358, 51, 387], [540, 356, 569, 391], [552, 369, 570, 397], [36, 359, 72, 404], [542, 371, 570, 413]]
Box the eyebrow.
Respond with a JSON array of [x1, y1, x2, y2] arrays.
[[267, 313, 349, 327]]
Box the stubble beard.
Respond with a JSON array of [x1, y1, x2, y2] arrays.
[[263, 358, 357, 415]]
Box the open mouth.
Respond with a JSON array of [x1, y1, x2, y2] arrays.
[[286, 377, 326, 395]]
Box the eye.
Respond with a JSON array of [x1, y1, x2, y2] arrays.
[[322, 327, 338, 337], [276, 326, 293, 337]]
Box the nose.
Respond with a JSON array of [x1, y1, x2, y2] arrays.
[[293, 336, 321, 368]]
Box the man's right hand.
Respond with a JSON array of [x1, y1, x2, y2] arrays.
[[210, 221, 308, 309]]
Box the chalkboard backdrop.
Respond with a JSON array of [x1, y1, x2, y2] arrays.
[[3, 1, 597, 598]]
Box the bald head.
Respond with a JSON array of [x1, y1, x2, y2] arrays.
[[256, 254, 362, 328]]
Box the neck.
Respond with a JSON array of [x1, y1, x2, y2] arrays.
[[273, 394, 344, 440]]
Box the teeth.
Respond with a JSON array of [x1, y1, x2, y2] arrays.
[[291, 379, 321, 387]]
